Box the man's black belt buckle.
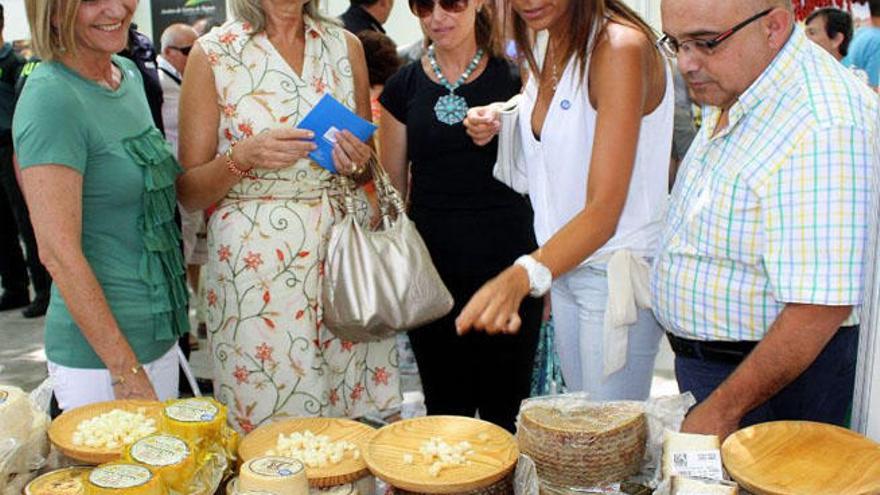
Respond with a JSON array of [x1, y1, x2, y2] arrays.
[[666, 332, 758, 364]]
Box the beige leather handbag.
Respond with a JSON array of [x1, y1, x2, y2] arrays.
[[321, 158, 454, 343]]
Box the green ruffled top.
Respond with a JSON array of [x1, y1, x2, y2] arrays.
[[123, 128, 190, 342]]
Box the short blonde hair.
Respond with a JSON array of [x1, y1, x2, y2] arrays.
[[231, 0, 335, 34], [25, 0, 81, 60]]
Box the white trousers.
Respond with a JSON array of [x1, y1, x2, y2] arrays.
[[48, 344, 180, 411], [551, 264, 662, 400]]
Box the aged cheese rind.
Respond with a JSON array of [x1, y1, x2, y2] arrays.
[[517, 401, 647, 486]]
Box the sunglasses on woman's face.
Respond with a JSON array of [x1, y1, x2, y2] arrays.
[[408, 0, 468, 18]]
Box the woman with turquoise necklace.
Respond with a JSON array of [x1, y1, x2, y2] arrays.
[[379, 0, 541, 432]]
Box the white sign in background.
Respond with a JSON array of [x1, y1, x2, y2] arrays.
[[3, 0, 30, 42]]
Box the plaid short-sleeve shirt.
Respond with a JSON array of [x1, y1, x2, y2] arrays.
[[651, 28, 880, 342]]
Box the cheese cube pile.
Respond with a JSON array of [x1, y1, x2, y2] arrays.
[[72, 409, 157, 449], [416, 437, 474, 477], [265, 431, 358, 468]]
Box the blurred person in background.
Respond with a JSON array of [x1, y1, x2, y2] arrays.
[[805, 7, 853, 61], [1, 3, 51, 318], [340, 0, 393, 34]]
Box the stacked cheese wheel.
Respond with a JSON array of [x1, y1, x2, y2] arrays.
[[25, 467, 93, 495], [84, 462, 165, 495], [517, 401, 647, 487]]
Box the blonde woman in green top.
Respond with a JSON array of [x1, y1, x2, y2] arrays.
[[13, 0, 189, 410]]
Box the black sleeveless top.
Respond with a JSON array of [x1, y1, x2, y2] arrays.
[[380, 56, 526, 211]]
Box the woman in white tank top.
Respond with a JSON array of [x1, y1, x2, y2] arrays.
[[457, 0, 674, 400]]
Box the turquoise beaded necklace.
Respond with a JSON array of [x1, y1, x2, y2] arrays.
[[427, 45, 485, 125]]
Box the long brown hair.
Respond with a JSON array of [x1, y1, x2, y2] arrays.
[[476, 1, 501, 57], [509, 0, 657, 79]]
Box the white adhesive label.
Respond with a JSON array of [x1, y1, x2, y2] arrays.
[[248, 457, 304, 477], [670, 450, 724, 480], [89, 464, 152, 489], [165, 399, 218, 422], [130, 435, 189, 466]]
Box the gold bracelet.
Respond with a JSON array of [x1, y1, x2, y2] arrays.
[[111, 365, 143, 386]]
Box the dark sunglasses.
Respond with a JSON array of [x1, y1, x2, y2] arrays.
[[408, 0, 468, 18], [171, 45, 193, 56], [658, 8, 773, 57]]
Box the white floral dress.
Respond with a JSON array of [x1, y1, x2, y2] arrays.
[[199, 18, 400, 433]]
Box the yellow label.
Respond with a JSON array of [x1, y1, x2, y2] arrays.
[[165, 399, 218, 422], [0, 390, 8, 405], [130, 435, 189, 467], [247, 457, 304, 478], [88, 465, 152, 489]]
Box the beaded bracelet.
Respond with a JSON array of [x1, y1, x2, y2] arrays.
[[225, 142, 253, 178]]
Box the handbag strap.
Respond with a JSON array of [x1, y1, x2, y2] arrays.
[[339, 150, 406, 226]]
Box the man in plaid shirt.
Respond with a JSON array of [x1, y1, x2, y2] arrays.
[[654, 0, 879, 439]]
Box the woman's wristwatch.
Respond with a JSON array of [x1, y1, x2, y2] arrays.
[[514, 255, 552, 297]]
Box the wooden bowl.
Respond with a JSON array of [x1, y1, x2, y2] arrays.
[[47, 400, 163, 465], [362, 416, 519, 494], [238, 417, 376, 487], [722, 420, 880, 495]]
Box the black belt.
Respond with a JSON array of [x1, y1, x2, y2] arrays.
[[666, 333, 760, 364], [667, 325, 858, 364]]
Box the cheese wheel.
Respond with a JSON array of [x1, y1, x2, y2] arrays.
[[239, 456, 308, 495], [517, 401, 647, 486], [661, 431, 721, 480], [25, 466, 92, 495], [126, 434, 196, 492], [671, 476, 738, 495], [162, 398, 225, 446], [0, 386, 34, 447], [85, 463, 166, 495]]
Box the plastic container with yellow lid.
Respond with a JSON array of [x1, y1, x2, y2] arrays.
[[162, 398, 226, 446], [25, 466, 92, 495], [84, 462, 167, 495], [126, 433, 197, 492]]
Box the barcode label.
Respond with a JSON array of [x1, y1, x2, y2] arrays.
[[671, 450, 724, 480]]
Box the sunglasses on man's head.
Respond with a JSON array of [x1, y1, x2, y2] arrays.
[[171, 45, 193, 56], [408, 0, 468, 18]]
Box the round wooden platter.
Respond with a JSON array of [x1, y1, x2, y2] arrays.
[[722, 420, 880, 495], [362, 416, 519, 494], [48, 400, 164, 465], [238, 417, 376, 487]]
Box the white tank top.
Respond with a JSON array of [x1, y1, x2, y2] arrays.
[[519, 30, 674, 261]]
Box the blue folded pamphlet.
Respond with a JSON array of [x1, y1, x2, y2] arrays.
[[297, 93, 377, 173]]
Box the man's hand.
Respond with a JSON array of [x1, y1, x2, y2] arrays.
[[680, 398, 741, 441]]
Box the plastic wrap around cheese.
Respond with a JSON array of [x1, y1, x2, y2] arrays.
[[670, 476, 738, 495], [239, 456, 309, 495], [126, 434, 197, 492], [84, 463, 166, 495], [0, 386, 34, 447], [162, 398, 226, 446], [25, 466, 92, 495]]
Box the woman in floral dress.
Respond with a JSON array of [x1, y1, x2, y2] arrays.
[[176, 0, 401, 432]]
